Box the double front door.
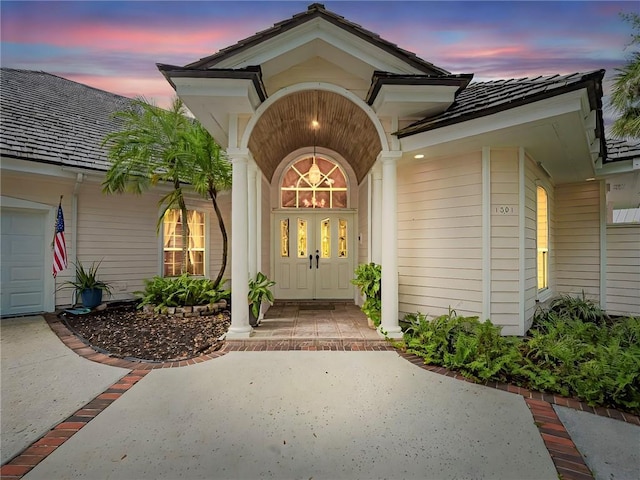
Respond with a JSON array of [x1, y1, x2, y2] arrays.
[[273, 212, 354, 300]]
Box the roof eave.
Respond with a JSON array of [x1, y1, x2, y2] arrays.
[[395, 70, 606, 141], [156, 63, 268, 103], [366, 71, 474, 106]]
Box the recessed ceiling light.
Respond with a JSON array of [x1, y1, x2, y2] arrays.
[[585, 177, 596, 181], [414, 154, 424, 159]]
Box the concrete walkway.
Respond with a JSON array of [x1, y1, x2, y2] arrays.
[[555, 405, 640, 479], [0, 316, 128, 463], [22, 351, 557, 480]]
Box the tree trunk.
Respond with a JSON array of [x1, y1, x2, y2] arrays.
[[209, 186, 227, 288], [175, 182, 190, 275]]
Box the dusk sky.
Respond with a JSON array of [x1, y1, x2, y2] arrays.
[[1, 1, 638, 122]]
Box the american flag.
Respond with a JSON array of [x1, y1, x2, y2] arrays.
[[52, 201, 67, 277]]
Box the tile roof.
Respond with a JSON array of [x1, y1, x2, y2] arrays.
[[1, 68, 134, 172], [184, 3, 450, 76], [396, 70, 606, 138]]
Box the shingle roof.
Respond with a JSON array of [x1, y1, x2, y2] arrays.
[[396, 70, 606, 137], [185, 3, 450, 76], [1, 68, 628, 169], [607, 138, 640, 162], [1, 68, 134, 171]]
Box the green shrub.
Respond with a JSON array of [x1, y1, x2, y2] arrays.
[[400, 306, 640, 413], [135, 274, 230, 311], [536, 292, 608, 326]]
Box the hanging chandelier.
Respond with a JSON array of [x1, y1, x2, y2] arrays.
[[309, 119, 321, 185]]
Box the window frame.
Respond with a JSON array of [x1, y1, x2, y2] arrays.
[[161, 208, 208, 278], [536, 185, 551, 299]]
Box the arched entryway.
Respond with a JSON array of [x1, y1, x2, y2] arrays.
[[272, 152, 356, 300], [221, 84, 401, 338]]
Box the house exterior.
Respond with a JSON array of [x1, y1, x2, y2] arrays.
[[1, 3, 638, 336], [0, 68, 230, 316]]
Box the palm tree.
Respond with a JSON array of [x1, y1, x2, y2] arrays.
[[185, 121, 232, 288], [102, 97, 192, 273], [611, 13, 640, 139]]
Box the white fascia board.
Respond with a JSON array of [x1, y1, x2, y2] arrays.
[[400, 89, 586, 152], [174, 77, 261, 113], [372, 84, 457, 117], [596, 160, 639, 177], [214, 18, 425, 75], [0, 156, 97, 180]]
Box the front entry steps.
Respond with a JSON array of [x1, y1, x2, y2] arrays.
[[224, 300, 392, 350]]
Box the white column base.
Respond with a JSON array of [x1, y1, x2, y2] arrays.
[[377, 325, 403, 339], [225, 326, 253, 339]]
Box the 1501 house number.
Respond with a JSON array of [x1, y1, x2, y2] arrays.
[[494, 205, 517, 215]]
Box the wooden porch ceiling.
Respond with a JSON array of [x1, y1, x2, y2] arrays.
[[248, 90, 381, 183]]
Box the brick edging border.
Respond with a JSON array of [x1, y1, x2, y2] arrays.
[[44, 313, 227, 370], [399, 351, 640, 480], [397, 352, 640, 426], [43, 313, 640, 428], [4, 324, 638, 480], [0, 370, 149, 479]]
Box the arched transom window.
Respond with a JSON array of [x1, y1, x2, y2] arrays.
[[280, 156, 348, 208]]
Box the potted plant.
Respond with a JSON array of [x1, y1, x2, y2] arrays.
[[61, 260, 113, 309], [351, 262, 381, 328], [248, 272, 276, 327]]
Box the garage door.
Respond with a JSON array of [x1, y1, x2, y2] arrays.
[[1, 208, 47, 316]]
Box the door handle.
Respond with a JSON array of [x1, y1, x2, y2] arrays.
[[315, 250, 320, 269], [309, 254, 313, 269]]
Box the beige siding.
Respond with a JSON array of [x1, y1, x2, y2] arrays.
[[1, 168, 232, 309], [490, 149, 519, 329], [76, 181, 162, 300], [397, 152, 483, 318], [555, 182, 601, 299], [606, 225, 640, 316], [264, 57, 371, 99]]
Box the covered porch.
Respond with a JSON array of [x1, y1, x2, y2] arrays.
[[224, 300, 389, 349]]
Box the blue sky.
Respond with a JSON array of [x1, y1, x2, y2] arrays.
[[1, 0, 638, 120]]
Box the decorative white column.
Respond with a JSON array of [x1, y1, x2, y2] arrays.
[[227, 150, 252, 338], [379, 151, 403, 338], [255, 167, 262, 276], [247, 162, 258, 279], [371, 162, 383, 265]]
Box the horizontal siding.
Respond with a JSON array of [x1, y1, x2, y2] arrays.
[[490, 150, 519, 328], [397, 152, 482, 319], [76, 181, 231, 303], [555, 182, 601, 299], [606, 225, 640, 315], [1, 165, 234, 310]]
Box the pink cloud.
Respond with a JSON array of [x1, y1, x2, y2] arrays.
[[2, 20, 244, 57], [61, 73, 176, 108]]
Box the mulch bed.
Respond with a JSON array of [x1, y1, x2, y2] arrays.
[[60, 303, 230, 362]]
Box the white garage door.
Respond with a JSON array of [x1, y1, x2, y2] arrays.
[[1, 208, 47, 316]]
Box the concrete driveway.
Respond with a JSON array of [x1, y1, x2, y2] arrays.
[[3, 316, 639, 479], [20, 351, 557, 480], [1, 316, 128, 463]]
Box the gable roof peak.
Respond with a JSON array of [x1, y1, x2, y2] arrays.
[[184, 3, 450, 76]]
